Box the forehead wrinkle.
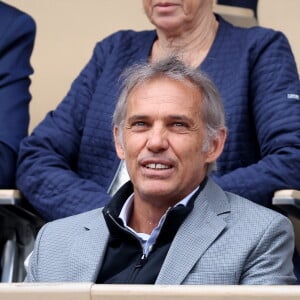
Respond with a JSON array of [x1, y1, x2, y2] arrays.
[[127, 78, 203, 117], [129, 94, 200, 110]]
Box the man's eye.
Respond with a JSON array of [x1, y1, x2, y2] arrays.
[[132, 121, 146, 127], [173, 122, 187, 127], [129, 121, 149, 130]]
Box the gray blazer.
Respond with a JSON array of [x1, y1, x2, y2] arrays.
[[25, 179, 296, 284]]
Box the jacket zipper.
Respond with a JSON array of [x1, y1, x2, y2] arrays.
[[129, 253, 148, 283], [106, 211, 148, 283]]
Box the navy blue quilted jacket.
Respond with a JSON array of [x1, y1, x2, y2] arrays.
[[17, 17, 300, 221], [0, 2, 35, 188]]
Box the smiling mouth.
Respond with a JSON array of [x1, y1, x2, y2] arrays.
[[145, 163, 171, 170]]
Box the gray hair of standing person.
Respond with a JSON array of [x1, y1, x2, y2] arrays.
[[113, 56, 226, 173]]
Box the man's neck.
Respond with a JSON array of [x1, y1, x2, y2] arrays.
[[128, 201, 168, 235], [127, 187, 199, 235]]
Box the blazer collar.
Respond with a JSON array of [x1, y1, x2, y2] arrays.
[[156, 178, 230, 284]]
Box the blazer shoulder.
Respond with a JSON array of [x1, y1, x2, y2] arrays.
[[225, 191, 292, 229]]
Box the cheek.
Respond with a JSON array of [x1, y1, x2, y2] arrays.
[[123, 133, 145, 156], [172, 134, 203, 152], [183, 1, 202, 19], [143, 1, 152, 17]]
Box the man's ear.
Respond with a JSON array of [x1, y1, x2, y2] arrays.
[[205, 128, 227, 164], [114, 126, 125, 159]]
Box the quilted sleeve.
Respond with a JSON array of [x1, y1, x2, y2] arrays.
[[16, 40, 111, 221], [0, 8, 35, 187], [213, 31, 300, 207]]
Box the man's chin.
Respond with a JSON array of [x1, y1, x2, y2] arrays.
[[136, 183, 179, 203]]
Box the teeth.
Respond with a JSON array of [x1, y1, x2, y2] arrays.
[[146, 163, 170, 169]]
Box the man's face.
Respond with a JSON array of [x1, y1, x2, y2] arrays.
[[114, 77, 223, 208]]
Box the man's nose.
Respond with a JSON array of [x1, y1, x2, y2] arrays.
[[146, 126, 169, 153]]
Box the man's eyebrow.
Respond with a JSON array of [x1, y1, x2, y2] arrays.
[[127, 114, 194, 122], [127, 115, 149, 122], [168, 115, 193, 122]]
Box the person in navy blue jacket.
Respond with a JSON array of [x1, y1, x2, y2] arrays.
[[16, 0, 300, 279], [0, 2, 36, 188]]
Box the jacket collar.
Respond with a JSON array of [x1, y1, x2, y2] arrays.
[[156, 178, 230, 284]]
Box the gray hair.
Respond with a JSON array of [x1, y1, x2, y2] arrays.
[[113, 57, 226, 173]]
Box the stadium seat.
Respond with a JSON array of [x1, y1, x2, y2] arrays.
[[0, 190, 44, 282]]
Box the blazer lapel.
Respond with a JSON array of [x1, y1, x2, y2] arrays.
[[156, 179, 230, 284], [67, 209, 110, 281]]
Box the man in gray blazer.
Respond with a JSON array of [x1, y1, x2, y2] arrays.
[[25, 57, 296, 284]]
